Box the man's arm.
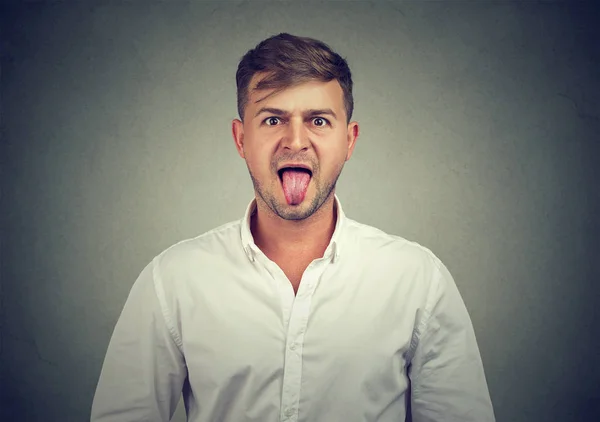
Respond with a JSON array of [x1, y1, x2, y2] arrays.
[[91, 260, 187, 421], [408, 259, 495, 422]]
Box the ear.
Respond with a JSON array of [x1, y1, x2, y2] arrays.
[[232, 119, 245, 159], [345, 121, 360, 161]]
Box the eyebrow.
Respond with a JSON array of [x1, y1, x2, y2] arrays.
[[254, 107, 338, 121]]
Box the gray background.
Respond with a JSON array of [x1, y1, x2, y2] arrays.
[[2, 1, 599, 421]]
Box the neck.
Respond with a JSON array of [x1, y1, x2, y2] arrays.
[[250, 194, 337, 258]]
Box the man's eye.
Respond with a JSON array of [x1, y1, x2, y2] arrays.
[[312, 117, 329, 127], [265, 117, 281, 126]]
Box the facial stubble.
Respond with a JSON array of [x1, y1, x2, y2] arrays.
[[247, 160, 344, 221]]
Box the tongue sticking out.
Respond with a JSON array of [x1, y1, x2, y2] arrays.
[[281, 169, 311, 205]]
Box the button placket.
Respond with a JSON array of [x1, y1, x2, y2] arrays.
[[279, 257, 331, 421], [280, 319, 304, 420], [281, 273, 324, 421]]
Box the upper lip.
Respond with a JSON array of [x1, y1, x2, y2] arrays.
[[277, 163, 313, 173]]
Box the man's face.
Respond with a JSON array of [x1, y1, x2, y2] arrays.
[[232, 73, 359, 221]]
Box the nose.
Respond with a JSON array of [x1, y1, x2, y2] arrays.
[[281, 117, 310, 151]]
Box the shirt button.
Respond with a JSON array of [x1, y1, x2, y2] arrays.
[[290, 343, 297, 350], [285, 408, 295, 417]]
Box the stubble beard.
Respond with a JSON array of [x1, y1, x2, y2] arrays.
[[248, 162, 344, 221]]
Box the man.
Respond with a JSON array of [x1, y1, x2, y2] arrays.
[[91, 33, 495, 422]]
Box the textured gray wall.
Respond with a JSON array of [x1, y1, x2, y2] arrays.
[[1, 1, 598, 421]]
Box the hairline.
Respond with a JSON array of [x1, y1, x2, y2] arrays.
[[242, 76, 350, 124]]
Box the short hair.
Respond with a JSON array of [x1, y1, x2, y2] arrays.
[[236, 33, 354, 123]]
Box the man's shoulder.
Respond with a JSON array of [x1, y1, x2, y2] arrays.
[[345, 217, 443, 270], [152, 218, 243, 272]]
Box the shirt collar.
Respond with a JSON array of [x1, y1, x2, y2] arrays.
[[240, 194, 346, 264]]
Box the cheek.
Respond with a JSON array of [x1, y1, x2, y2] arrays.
[[318, 141, 347, 174], [247, 156, 272, 178], [244, 142, 276, 176]]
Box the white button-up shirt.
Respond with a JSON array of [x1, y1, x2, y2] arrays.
[[91, 195, 495, 422]]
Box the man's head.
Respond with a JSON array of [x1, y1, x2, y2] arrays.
[[232, 33, 359, 221]]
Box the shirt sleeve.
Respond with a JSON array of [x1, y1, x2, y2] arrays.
[[408, 259, 496, 422], [90, 259, 187, 422]]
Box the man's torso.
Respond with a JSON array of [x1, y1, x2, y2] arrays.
[[153, 216, 438, 421]]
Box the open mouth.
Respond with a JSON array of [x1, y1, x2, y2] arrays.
[[277, 167, 313, 180]]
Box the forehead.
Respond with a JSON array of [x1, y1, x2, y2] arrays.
[[247, 73, 344, 111]]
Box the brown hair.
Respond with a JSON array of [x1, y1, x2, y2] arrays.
[[236, 33, 354, 123]]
